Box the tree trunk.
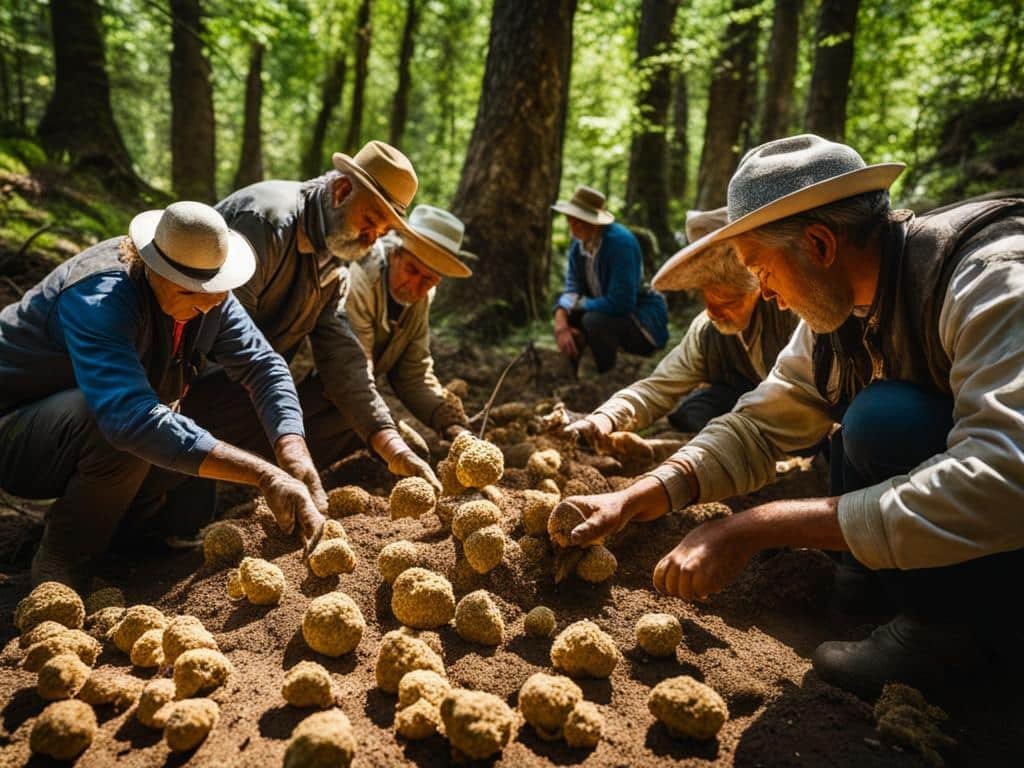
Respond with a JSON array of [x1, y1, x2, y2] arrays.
[[695, 0, 760, 210], [805, 0, 860, 141], [343, 0, 373, 154], [389, 0, 419, 149], [36, 0, 137, 184], [170, 0, 216, 201], [233, 42, 264, 189], [302, 55, 346, 178], [760, 0, 801, 142], [668, 69, 689, 208], [625, 0, 681, 256], [440, 0, 578, 334]]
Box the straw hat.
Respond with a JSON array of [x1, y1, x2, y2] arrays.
[[399, 205, 473, 278], [653, 134, 904, 291], [332, 140, 419, 229], [129, 201, 255, 293], [551, 185, 615, 225]]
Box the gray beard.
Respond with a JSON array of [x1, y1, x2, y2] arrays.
[[324, 231, 368, 263]]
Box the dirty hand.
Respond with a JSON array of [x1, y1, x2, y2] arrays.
[[274, 434, 328, 515], [567, 475, 672, 547], [564, 413, 614, 450], [259, 468, 326, 546], [653, 516, 754, 601], [554, 325, 578, 359]]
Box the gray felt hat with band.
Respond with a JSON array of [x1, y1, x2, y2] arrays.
[[653, 134, 905, 292]]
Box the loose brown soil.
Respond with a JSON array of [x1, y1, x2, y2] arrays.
[[1, 342, 1021, 767]]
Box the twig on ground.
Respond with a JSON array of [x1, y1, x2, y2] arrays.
[[470, 341, 536, 438]]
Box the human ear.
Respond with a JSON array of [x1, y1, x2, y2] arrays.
[[332, 176, 353, 207], [805, 223, 838, 268]]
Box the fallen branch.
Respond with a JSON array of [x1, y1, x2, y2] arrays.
[[471, 341, 536, 438]]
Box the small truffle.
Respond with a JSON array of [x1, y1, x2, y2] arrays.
[[575, 545, 618, 583], [37, 653, 90, 700], [110, 604, 167, 654], [455, 440, 505, 488], [19, 619, 68, 649], [547, 501, 587, 548], [29, 699, 96, 760], [398, 670, 451, 709], [15, 581, 85, 634], [395, 697, 441, 739], [283, 661, 334, 708], [302, 592, 365, 657], [173, 648, 234, 698], [164, 698, 219, 752], [389, 477, 437, 519], [202, 521, 244, 568], [463, 525, 506, 574], [648, 675, 729, 740], [328, 485, 372, 517], [85, 606, 125, 640], [524, 606, 556, 638], [283, 709, 356, 768], [451, 499, 502, 542], [78, 671, 142, 711], [454, 590, 505, 646], [130, 628, 165, 668], [440, 689, 517, 760], [635, 613, 683, 658], [238, 556, 286, 605], [308, 538, 358, 578], [375, 629, 446, 693], [226, 569, 245, 599], [83, 587, 125, 615], [527, 449, 562, 478], [518, 672, 583, 740], [391, 568, 456, 629], [378, 540, 421, 584], [137, 679, 177, 729], [522, 490, 559, 536], [437, 458, 467, 497], [564, 701, 604, 748], [162, 615, 218, 666], [550, 620, 620, 678], [22, 630, 101, 672], [537, 478, 561, 495]]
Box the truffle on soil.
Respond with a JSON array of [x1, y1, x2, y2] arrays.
[[36, 652, 90, 700], [437, 458, 467, 497], [575, 544, 617, 583], [29, 699, 96, 760], [164, 698, 219, 752], [524, 606, 556, 638], [162, 615, 218, 666], [283, 709, 356, 768], [19, 619, 67, 649], [527, 448, 562, 478], [395, 697, 442, 740], [550, 620, 620, 678], [78, 671, 142, 711], [202, 521, 245, 567], [389, 476, 437, 519], [110, 604, 167, 654], [226, 569, 245, 599], [238, 556, 286, 605], [635, 613, 683, 658], [454, 590, 505, 646], [448, 431, 476, 462], [378, 540, 421, 584], [22, 629, 101, 672], [522, 490, 559, 536], [129, 627, 165, 668], [83, 587, 125, 615], [463, 524, 506, 574], [440, 688, 517, 760], [308, 537, 358, 578], [328, 485, 372, 517], [648, 675, 729, 740], [137, 679, 177, 729], [564, 701, 604, 748], [375, 629, 446, 694], [302, 592, 366, 657], [15, 581, 85, 634], [455, 439, 505, 488], [173, 648, 234, 698], [391, 567, 456, 629], [282, 661, 335, 708], [397, 669, 451, 709], [518, 672, 583, 740], [451, 499, 502, 541]]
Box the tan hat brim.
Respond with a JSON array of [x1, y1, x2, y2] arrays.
[[331, 152, 410, 234], [551, 201, 615, 225], [401, 227, 473, 278], [653, 163, 905, 292], [129, 209, 256, 293]]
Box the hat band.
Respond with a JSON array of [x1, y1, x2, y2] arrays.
[[152, 239, 222, 281]]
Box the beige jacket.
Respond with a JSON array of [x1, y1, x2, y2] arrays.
[[649, 229, 1024, 571]]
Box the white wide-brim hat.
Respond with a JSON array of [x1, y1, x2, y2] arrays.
[[129, 201, 256, 293], [653, 134, 905, 292], [399, 205, 473, 278]]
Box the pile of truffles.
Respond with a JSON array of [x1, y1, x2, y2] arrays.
[[437, 432, 505, 495], [518, 672, 605, 748]]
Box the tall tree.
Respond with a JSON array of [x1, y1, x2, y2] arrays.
[[170, 0, 216, 201], [302, 55, 347, 178], [36, 0, 136, 185], [233, 42, 264, 189], [389, 0, 419, 149], [668, 69, 689, 207], [805, 0, 860, 141], [441, 0, 578, 331], [695, 0, 760, 209], [625, 0, 681, 255], [760, 0, 801, 141], [343, 0, 373, 153]]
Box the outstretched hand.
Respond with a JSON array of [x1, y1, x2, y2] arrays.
[[653, 516, 753, 600], [259, 469, 326, 548]]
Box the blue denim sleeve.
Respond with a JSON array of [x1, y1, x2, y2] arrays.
[[555, 241, 584, 313], [56, 275, 217, 474]]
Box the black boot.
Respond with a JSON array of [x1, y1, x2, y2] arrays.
[[812, 614, 979, 699]]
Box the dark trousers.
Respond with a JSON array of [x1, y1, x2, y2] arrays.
[[830, 380, 1024, 624], [569, 310, 657, 373], [667, 381, 755, 433]]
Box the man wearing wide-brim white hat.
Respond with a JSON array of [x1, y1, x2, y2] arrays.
[[559, 133, 1024, 698], [205, 140, 441, 493], [0, 202, 326, 587], [341, 205, 474, 443]]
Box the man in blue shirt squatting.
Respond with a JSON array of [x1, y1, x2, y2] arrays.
[[551, 185, 669, 375], [0, 202, 325, 588]]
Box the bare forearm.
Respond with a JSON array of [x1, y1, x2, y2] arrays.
[[198, 441, 277, 487], [728, 497, 848, 552]]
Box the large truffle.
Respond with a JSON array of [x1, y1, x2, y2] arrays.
[[164, 698, 219, 752], [238, 556, 286, 605], [395, 698, 441, 740], [29, 699, 96, 760], [463, 525, 506, 574], [308, 538, 358, 578], [78, 671, 142, 711], [527, 449, 562, 478], [162, 615, 218, 666], [398, 669, 451, 709], [19, 619, 68, 649], [37, 653, 90, 700], [524, 606, 556, 638], [576, 545, 617, 583], [547, 501, 587, 548], [378, 540, 421, 584], [518, 672, 583, 740], [130, 628, 165, 668], [550, 620, 620, 678], [648, 676, 729, 740], [203, 521, 244, 567], [15, 581, 85, 634], [522, 490, 559, 536], [173, 648, 234, 698], [390, 477, 437, 519], [110, 604, 167, 654], [375, 629, 446, 694], [302, 592, 365, 657], [440, 689, 517, 760], [282, 661, 334, 708], [22, 629, 101, 672], [391, 568, 456, 629], [455, 439, 505, 488], [283, 709, 356, 768], [328, 485, 372, 517], [454, 590, 505, 646], [136, 679, 177, 729], [635, 613, 683, 658], [451, 500, 502, 542], [83, 587, 125, 615], [564, 701, 604, 748]]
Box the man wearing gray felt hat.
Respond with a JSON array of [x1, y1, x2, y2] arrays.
[[561, 133, 1024, 698]]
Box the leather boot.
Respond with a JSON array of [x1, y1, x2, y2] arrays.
[[812, 614, 979, 699]]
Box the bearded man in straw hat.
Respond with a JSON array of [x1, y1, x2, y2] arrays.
[[552, 185, 669, 374], [565, 207, 798, 445], [201, 141, 443, 493], [0, 202, 325, 587], [560, 133, 1024, 698], [341, 205, 473, 442]]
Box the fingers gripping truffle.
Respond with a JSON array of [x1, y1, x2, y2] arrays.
[[164, 698, 219, 752], [648, 675, 729, 740], [375, 630, 446, 694], [302, 592, 366, 657], [518, 672, 583, 740], [238, 556, 286, 605], [283, 661, 335, 708], [391, 568, 456, 629], [390, 477, 437, 519], [283, 709, 357, 768], [454, 591, 505, 646], [440, 689, 517, 760], [547, 501, 587, 548], [550, 620, 620, 679], [29, 699, 96, 760], [15, 581, 85, 634]]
